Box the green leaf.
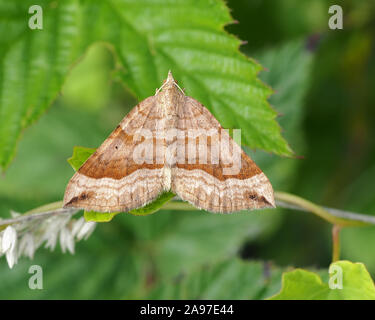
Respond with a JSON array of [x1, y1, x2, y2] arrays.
[[67, 146, 96, 172], [129, 192, 176, 216], [249, 39, 313, 190], [149, 258, 283, 299], [270, 261, 375, 300], [0, 0, 292, 171], [0, 0, 84, 170], [84, 211, 120, 223]]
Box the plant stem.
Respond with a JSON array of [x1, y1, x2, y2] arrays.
[[332, 225, 341, 262], [0, 203, 78, 227], [275, 191, 370, 227]]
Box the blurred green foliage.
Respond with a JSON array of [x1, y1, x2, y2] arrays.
[[0, 0, 375, 299]]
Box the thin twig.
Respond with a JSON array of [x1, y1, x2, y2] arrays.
[[0, 207, 78, 227], [332, 225, 341, 262], [275, 192, 374, 227], [276, 200, 375, 225]]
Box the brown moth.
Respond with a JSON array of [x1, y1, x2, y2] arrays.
[[63, 71, 275, 213]]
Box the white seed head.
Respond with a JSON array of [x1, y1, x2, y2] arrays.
[[2, 226, 17, 253], [60, 227, 75, 254], [76, 221, 96, 241], [19, 233, 35, 259]]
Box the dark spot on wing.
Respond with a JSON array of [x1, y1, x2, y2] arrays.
[[79, 193, 88, 200]]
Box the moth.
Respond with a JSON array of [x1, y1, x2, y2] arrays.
[[63, 71, 275, 213]]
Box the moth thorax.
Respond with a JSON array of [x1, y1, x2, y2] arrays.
[[158, 87, 183, 116]]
